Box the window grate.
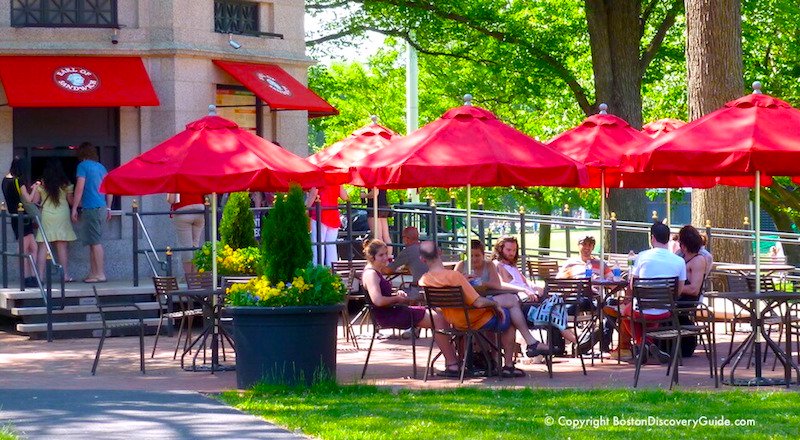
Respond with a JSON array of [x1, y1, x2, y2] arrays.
[[11, 0, 118, 28], [214, 0, 259, 35]]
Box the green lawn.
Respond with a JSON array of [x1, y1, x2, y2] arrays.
[[219, 383, 800, 439], [0, 424, 18, 440]]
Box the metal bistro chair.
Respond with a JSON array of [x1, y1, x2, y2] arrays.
[[745, 276, 800, 369], [629, 276, 701, 389], [150, 276, 204, 359], [91, 286, 147, 375], [539, 278, 595, 375], [422, 285, 503, 383], [360, 289, 417, 379], [527, 259, 559, 284], [331, 261, 361, 347]]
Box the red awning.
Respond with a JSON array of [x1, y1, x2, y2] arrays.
[[213, 60, 338, 118], [0, 56, 159, 107]]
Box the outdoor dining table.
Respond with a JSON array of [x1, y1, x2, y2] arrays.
[[706, 290, 800, 387], [715, 263, 795, 278], [174, 287, 236, 373]]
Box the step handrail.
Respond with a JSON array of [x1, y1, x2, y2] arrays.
[[132, 210, 167, 277]]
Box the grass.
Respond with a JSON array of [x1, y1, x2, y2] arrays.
[[219, 383, 800, 439], [0, 423, 18, 440]]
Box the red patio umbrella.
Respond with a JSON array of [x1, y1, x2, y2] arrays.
[[102, 106, 341, 286], [642, 118, 686, 139], [352, 101, 587, 189], [352, 96, 588, 268], [308, 116, 399, 171], [642, 83, 800, 293]]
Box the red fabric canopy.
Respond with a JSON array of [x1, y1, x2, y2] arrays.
[[642, 118, 686, 138], [0, 56, 159, 107], [547, 113, 715, 189], [101, 114, 337, 195], [640, 117, 770, 187], [351, 105, 587, 189], [213, 60, 337, 118], [643, 92, 800, 176], [308, 122, 399, 171]]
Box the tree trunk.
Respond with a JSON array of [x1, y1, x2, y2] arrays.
[[585, 0, 649, 252], [685, 0, 749, 263]]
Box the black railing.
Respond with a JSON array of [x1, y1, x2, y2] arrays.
[[11, 0, 118, 28]]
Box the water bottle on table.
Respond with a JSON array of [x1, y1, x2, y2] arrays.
[[612, 263, 621, 282], [585, 261, 593, 279]]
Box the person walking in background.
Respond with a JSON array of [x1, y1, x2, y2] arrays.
[[365, 189, 393, 257], [2, 158, 38, 287], [306, 185, 348, 267], [167, 193, 206, 275], [26, 159, 77, 282], [71, 142, 111, 283]]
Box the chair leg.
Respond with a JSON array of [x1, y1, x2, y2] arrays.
[[138, 320, 146, 374], [150, 313, 165, 358], [171, 315, 187, 360], [669, 338, 682, 390], [423, 332, 438, 382], [410, 329, 417, 379], [459, 334, 472, 383], [633, 335, 646, 388], [361, 330, 377, 379], [91, 329, 107, 375]]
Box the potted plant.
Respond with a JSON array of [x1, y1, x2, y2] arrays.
[[192, 192, 261, 277], [226, 184, 345, 388]]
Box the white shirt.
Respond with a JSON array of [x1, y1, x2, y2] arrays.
[[632, 247, 686, 314]]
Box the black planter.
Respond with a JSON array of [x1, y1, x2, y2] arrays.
[[229, 304, 343, 388]]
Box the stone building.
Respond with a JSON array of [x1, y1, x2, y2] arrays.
[[0, 0, 334, 282]]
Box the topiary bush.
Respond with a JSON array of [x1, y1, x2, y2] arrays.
[[219, 192, 256, 250], [262, 184, 312, 284]]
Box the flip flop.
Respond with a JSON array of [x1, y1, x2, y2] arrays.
[[437, 367, 461, 378], [501, 366, 526, 378], [64, 278, 75, 283], [84, 278, 107, 283]]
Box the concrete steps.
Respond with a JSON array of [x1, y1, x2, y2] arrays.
[[0, 281, 163, 339]]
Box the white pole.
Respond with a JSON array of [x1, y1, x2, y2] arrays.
[[466, 184, 472, 271], [373, 189, 379, 239], [406, 37, 420, 204], [666, 191, 671, 225], [211, 192, 218, 290], [755, 171, 762, 348], [600, 171, 605, 277]]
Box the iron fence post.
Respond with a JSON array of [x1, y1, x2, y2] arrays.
[[314, 198, 323, 265], [705, 219, 713, 253], [1, 203, 7, 288], [346, 200, 353, 261], [46, 252, 53, 342], [610, 212, 618, 253], [478, 198, 485, 245], [431, 201, 438, 247], [204, 197, 211, 243], [165, 247, 174, 336], [132, 199, 139, 287], [17, 204, 25, 291], [563, 204, 571, 258]]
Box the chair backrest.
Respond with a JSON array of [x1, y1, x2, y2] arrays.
[[630, 277, 679, 320], [423, 285, 477, 330], [91, 285, 108, 327], [745, 275, 776, 293], [185, 272, 214, 290], [543, 278, 592, 303], [152, 276, 180, 303], [724, 273, 748, 293], [527, 259, 559, 281]]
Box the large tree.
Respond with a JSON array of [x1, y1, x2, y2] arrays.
[[684, 0, 749, 263], [307, 0, 684, 252]]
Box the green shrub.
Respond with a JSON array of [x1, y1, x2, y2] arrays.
[[226, 265, 345, 307], [192, 241, 261, 275], [219, 192, 256, 249], [262, 185, 312, 284]]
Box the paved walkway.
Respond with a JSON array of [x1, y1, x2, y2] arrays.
[[0, 389, 305, 440], [0, 320, 795, 438]]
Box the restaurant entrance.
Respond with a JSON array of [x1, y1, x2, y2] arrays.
[[12, 107, 121, 208]]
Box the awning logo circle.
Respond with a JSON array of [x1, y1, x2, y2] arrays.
[[53, 67, 100, 93], [256, 72, 292, 96]]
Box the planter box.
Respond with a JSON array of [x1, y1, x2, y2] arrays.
[[229, 304, 343, 388]]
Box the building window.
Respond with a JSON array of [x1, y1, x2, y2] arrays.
[[214, 0, 259, 35], [11, 0, 118, 28]]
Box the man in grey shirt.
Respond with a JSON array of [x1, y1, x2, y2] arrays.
[[384, 226, 428, 290]]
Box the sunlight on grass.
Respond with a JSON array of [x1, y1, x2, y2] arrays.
[[219, 383, 800, 439], [0, 423, 19, 440]]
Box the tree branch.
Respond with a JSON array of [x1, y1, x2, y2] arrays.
[[306, 1, 351, 10], [355, 0, 593, 114], [640, 0, 660, 37], [306, 26, 368, 46], [639, 0, 682, 75]]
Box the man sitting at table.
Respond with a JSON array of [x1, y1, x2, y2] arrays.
[[383, 227, 428, 295], [418, 241, 552, 377], [556, 236, 613, 280], [492, 236, 543, 301], [614, 222, 686, 363], [556, 235, 613, 354]]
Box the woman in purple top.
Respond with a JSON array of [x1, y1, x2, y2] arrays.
[[361, 239, 460, 374]]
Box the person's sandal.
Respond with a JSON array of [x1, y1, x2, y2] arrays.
[[500, 365, 527, 378], [438, 363, 461, 378], [526, 341, 553, 357]]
